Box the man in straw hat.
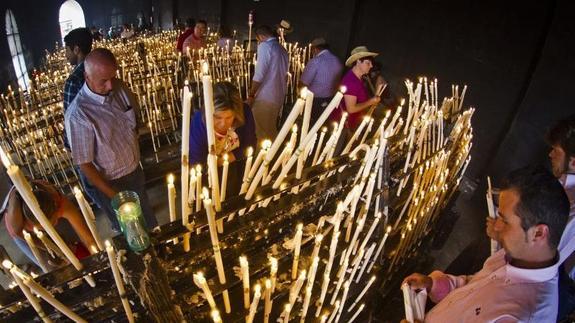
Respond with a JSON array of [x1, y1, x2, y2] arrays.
[[275, 19, 293, 43], [331, 46, 381, 130], [299, 37, 343, 125]]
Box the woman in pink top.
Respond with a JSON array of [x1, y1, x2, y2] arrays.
[[332, 46, 381, 129]]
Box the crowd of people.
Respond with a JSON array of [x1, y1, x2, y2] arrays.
[[1, 17, 573, 321]]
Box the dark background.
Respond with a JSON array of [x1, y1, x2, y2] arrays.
[[0, 0, 573, 198]]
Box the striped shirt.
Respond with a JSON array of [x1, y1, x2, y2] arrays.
[[300, 49, 343, 98], [252, 37, 289, 106], [65, 80, 140, 180]]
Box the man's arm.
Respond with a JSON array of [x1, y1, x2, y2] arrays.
[[59, 198, 97, 252], [247, 81, 261, 105], [79, 163, 117, 198]]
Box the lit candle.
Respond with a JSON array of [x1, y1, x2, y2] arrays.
[[211, 309, 222, 323], [312, 127, 327, 165], [264, 279, 272, 323], [166, 174, 178, 245], [368, 225, 392, 273], [203, 188, 231, 313], [5, 261, 50, 322], [243, 148, 253, 186], [105, 241, 135, 323], [220, 154, 229, 202], [73, 186, 103, 251], [291, 223, 303, 280], [348, 304, 365, 323], [181, 81, 193, 227], [245, 95, 305, 200], [192, 272, 217, 309], [240, 256, 250, 309], [356, 243, 376, 282], [272, 87, 346, 189], [3, 260, 87, 322], [288, 270, 306, 308], [270, 256, 278, 293], [348, 276, 376, 313], [23, 230, 48, 273], [201, 61, 221, 211], [246, 284, 261, 323], [196, 165, 202, 212], [0, 147, 94, 286]]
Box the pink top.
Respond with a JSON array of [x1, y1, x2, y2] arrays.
[[425, 249, 559, 322], [331, 69, 369, 129]]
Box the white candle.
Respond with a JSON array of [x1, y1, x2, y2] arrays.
[[23, 230, 48, 273], [282, 303, 292, 323], [0, 148, 95, 286], [291, 223, 303, 280], [348, 276, 376, 313], [270, 256, 278, 293], [211, 309, 222, 323], [242, 147, 254, 184], [348, 304, 365, 323], [312, 127, 327, 165], [202, 62, 221, 211], [73, 186, 104, 251], [356, 243, 376, 282], [246, 284, 261, 323], [3, 260, 87, 322], [203, 189, 231, 313], [245, 97, 305, 200], [288, 270, 306, 307], [327, 300, 340, 323], [241, 140, 270, 194], [240, 256, 250, 309], [264, 279, 272, 323], [181, 81, 193, 227], [301, 87, 314, 141], [342, 116, 370, 154], [196, 165, 202, 212], [7, 263, 51, 322], [220, 154, 229, 202], [193, 272, 217, 309], [272, 87, 346, 189], [368, 226, 391, 273], [105, 241, 135, 323], [166, 174, 178, 245]]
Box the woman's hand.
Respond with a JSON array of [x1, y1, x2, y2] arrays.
[[369, 96, 381, 106]]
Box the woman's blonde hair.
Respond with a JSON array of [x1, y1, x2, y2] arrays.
[[211, 81, 245, 127]]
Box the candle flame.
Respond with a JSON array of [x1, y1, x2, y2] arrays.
[[73, 186, 82, 196], [254, 284, 261, 293], [167, 173, 175, 185], [2, 259, 13, 269], [246, 146, 254, 157], [265, 279, 272, 289], [296, 223, 303, 231], [300, 86, 308, 98], [386, 226, 392, 233], [339, 85, 347, 94], [202, 61, 209, 75], [202, 187, 210, 200], [223, 153, 229, 162]]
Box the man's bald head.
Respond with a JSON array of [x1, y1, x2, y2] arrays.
[[84, 48, 118, 95]]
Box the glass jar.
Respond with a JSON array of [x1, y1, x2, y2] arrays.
[[111, 191, 150, 252]]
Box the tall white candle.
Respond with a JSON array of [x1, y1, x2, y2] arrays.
[[8, 264, 51, 322], [23, 230, 48, 273], [291, 223, 304, 280], [193, 272, 217, 309], [73, 187, 104, 251], [105, 241, 135, 323], [4, 260, 87, 323], [220, 154, 229, 202], [166, 174, 178, 245], [240, 256, 250, 309], [0, 148, 95, 287], [264, 279, 272, 323], [272, 87, 346, 189], [246, 284, 261, 323], [181, 81, 193, 226], [270, 256, 278, 293]]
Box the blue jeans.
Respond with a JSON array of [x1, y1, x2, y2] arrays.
[[90, 167, 158, 232], [75, 165, 100, 208]]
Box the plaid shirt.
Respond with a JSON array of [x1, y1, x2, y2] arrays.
[[63, 62, 85, 149], [300, 50, 343, 98], [63, 62, 85, 111], [65, 80, 141, 180]]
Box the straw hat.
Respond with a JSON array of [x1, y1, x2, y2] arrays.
[[345, 46, 378, 67], [277, 19, 293, 33]]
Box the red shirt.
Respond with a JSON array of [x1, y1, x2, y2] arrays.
[[176, 29, 194, 52], [331, 70, 369, 129]]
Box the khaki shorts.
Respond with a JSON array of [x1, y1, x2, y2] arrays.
[[252, 100, 281, 140]]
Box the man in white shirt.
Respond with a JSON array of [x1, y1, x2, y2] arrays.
[[404, 166, 570, 322], [546, 115, 575, 320]]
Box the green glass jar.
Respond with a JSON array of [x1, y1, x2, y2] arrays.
[[111, 191, 150, 252]]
